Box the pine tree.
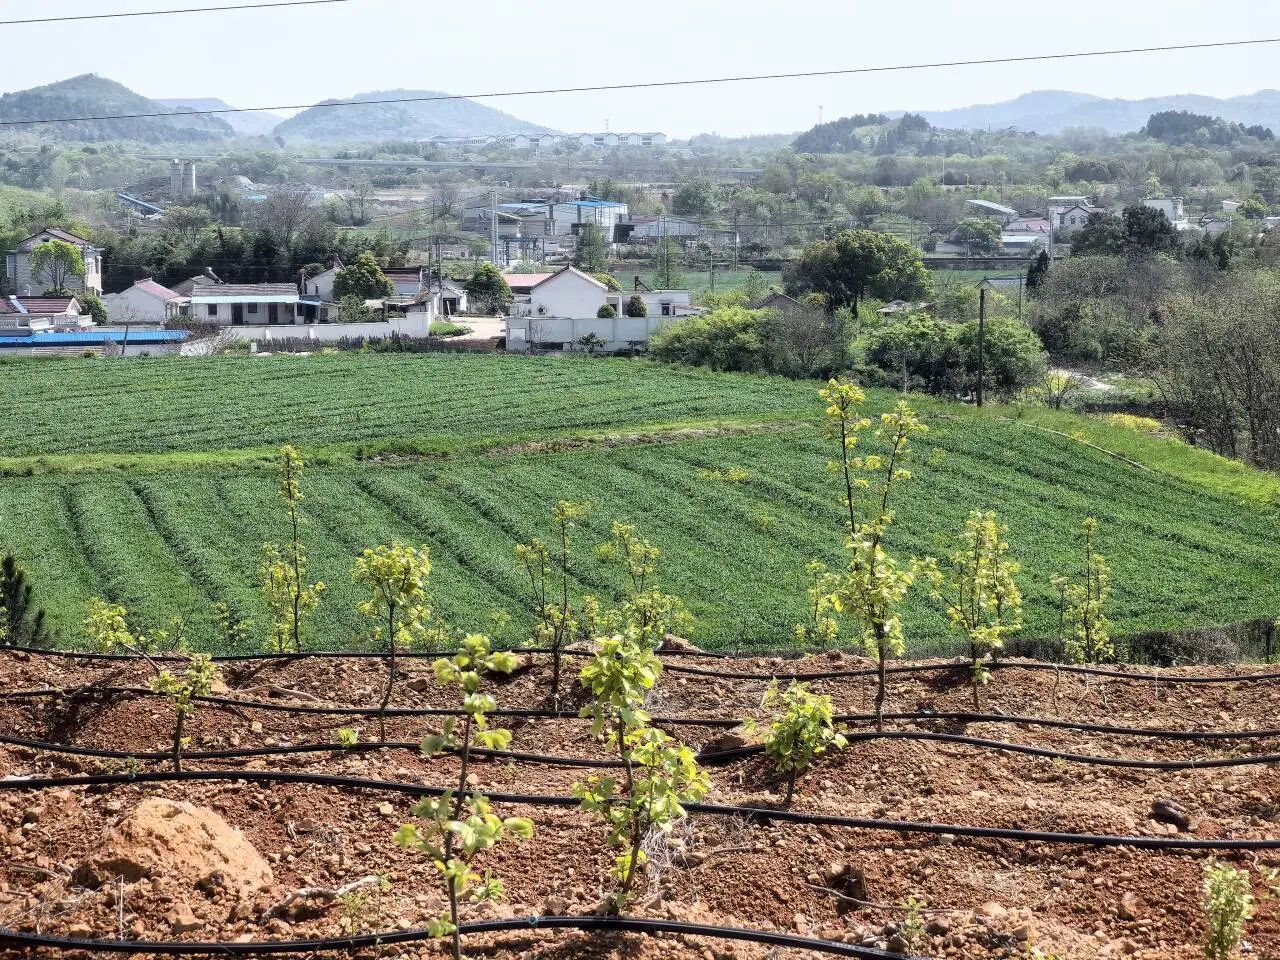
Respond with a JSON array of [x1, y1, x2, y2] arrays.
[[1026, 250, 1050, 291], [1, 555, 51, 648]]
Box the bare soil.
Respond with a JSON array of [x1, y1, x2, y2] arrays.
[[1, 648, 1278, 960]]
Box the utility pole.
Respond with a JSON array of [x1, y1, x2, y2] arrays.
[[490, 188, 498, 267], [977, 283, 987, 408]]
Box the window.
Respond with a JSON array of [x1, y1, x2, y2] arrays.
[[661, 302, 672, 317], [247, 302, 258, 314], [641, 136, 653, 146], [206, 304, 217, 317]]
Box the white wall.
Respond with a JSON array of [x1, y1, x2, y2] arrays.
[[218, 311, 432, 343], [304, 269, 337, 301], [510, 270, 608, 320], [103, 287, 173, 323], [507, 314, 669, 352]]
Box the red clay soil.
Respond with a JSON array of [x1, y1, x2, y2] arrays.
[[0, 648, 1278, 960]]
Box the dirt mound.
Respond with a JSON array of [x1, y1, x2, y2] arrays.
[[72, 797, 274, 896]]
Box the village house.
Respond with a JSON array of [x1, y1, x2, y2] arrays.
[[0, 295, 90, 333], [4, 228, 103, 296], [103, 278, 187, 323], [184, 283, 301, 326]]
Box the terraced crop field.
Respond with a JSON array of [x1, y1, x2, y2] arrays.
[[1, 350, 1278, 653]]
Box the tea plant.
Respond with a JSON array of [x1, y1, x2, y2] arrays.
[[515, 500, 590, 707], [813, 380, 926, 730], [916, 510, 1023, 709], [395, 633, 530, 960], [259, 445, 324, 654], [749, 681, 847, 804], [1202, 860, 1254, 960], [151, 653, 221, 772], [352, 542, 437, 742], [574, 634, 708, 910], [1053, 518, 1114, 664]]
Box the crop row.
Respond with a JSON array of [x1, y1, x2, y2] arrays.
[[0, 354, 818, 456], [1, 417, 1278, 652]]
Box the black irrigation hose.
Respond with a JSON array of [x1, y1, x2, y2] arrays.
[[0, 915, 911, 958], [10, 643, 1280, 683], [6, 727, 1280, 772], [6, 686, 1280, 743], [1, 769, 1277, 852], [663, 659, 1280, 685]]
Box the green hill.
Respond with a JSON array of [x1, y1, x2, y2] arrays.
[[273, 88, 554, 143], [0, 75, 234, 143], [0, 354, 1276, 653]]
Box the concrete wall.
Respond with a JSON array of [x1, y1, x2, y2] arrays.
[[103, 287, 173, 323], [218, 311, 432, 343], [507, 314, 668, 352], [194, 300, 299, 325]]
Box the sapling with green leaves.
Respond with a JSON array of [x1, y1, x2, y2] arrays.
[[596, 522, 690, 647], [573, 634, 709, 910], [813, 381, 926, 731], [745, 681, 848, 804], [795, 560, 841, 648], [259, 445, 324, 654], [352, 542, 436, 742], [1053, 517, 1113, 665], [151, 653, 222, 772], [1202, 860, 1254, 960], [916, 510, 1023, 709], [212, 600, 253, 653], [395, 633, 531, 960], [515, 500, 590, 707]]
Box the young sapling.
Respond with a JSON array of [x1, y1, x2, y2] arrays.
[[151, 653, 222, 772]]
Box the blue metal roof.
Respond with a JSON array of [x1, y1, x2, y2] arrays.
[[0, 330, 189, 347]]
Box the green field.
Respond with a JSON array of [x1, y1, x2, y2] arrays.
[[1, 353, 1278, 653]]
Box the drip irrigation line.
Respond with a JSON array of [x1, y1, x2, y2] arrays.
[[1, 769, 1276, 852], [5, 687, 1280, 742], [0, 916, 909, 958], [10, 643, 1278, 684], [5, 727, 1280, 772]]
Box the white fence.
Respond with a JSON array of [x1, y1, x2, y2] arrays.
[[219, 312, 432, 344]]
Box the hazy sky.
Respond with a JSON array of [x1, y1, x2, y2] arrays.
[[4, 0, 1279, 137]]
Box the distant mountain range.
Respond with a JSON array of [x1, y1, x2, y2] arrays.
[[272, 89, 555, 143], [0, 76, 553, 144], [155, 98, 283, 138], [888, 89, 1280, 134], [0, 75, 234, 143]]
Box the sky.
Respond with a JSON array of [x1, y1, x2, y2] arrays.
[[1, 0, 1278, 137]]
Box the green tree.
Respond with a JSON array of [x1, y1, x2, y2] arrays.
[[672, 177, 715, 217], [1071, 212, 1125, 255], [624, 294, 647, 318], [1026, 250, 1050, 291], [1122, 204, 1180, 254], [332, 294, 379, 324], [597, 303, 617, 319], [573, 222, 609, 273], [1053, 518, 1113, 664], [753, 682, 847, 804], [333, 251, 394, 300], [77, 290, 108, 325], [465, 263, 513, 314], [1, 555, 51, 648], [952, 217, 1003, 255], [653, 236, 685, 289], [650, 306, 767, 371], [787, 229, 930, 317], [28, 238, 85, 294], [1237, 197, 1269, 219]]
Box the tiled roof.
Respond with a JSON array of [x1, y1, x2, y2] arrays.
[[132, 279, 183, 301], [16, 297, 76, 315], [504, 273, 558, 291], [190, 284, 299, 298], [23, 227, 93, 247]]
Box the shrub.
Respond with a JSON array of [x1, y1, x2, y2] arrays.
[[1202, 860, 1254, 960], [597, 303, 617, 319], [650, 306, 767, 372], [625, 295, 648, 318], [1104, 412, 1163, 435], [396, 634, 531, 959], [753, 681, 847, 804]]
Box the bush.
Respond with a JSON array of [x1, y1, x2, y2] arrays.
[[597, 304, 617, 319], [650, 306, 767, 372], [429, 321, 472, 338], [624, 295, 647, 318]]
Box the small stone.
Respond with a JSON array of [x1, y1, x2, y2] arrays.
[[886, 933, 911, 954], [166, 903, 201, 934], [249, 721, 264, 735], [67, 923, 93, 939], [926, 917, 950, 936], [377, 802, 395, 817], [977, 901, 1007, 921], [1012, 922, 1032, 941], [1118, 892, 1140, 921]]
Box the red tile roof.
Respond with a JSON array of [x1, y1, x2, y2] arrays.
[[131, 278, 183, 301], [504, 272, 558, 291], [16, 297, 76, 315]]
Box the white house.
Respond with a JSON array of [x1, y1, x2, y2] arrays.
[[5, 228, 103, 296], [1142, 196, 1193, 229], [506, 267, 608, 320], [103, 278, 187, 323], [184, 283, 301, 326], [1054, 203, 1097, 235], [0, 295, 91, 334]]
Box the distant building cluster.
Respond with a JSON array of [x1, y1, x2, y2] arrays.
[[420, 132, 668, 149]]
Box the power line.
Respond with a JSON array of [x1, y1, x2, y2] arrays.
[[0, 0, 352, 27], [1, 36, 1276, 127]]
